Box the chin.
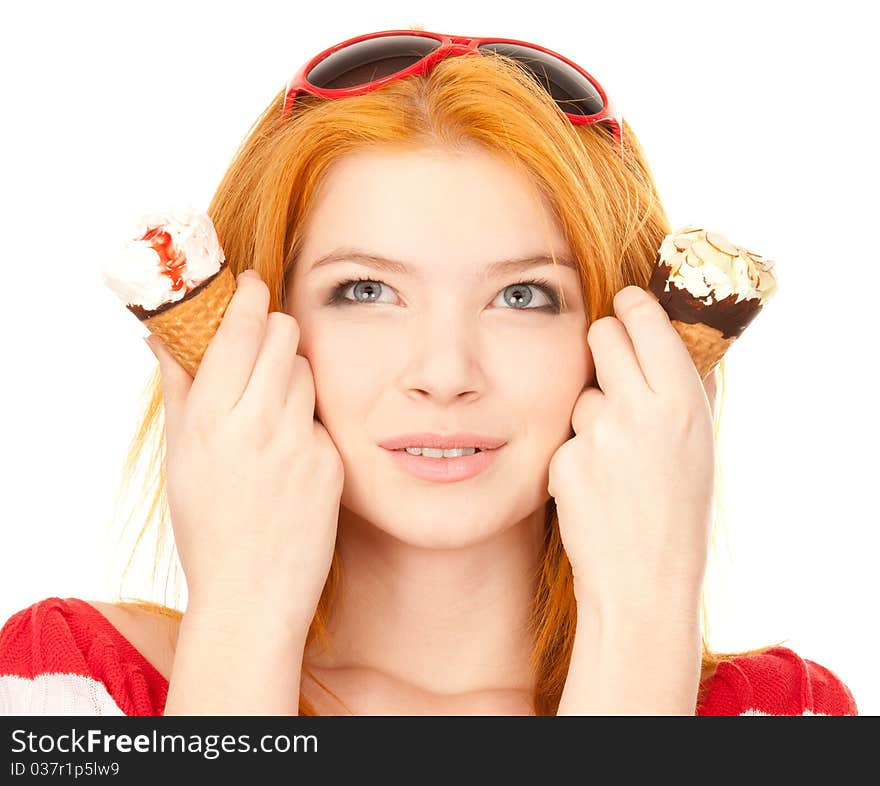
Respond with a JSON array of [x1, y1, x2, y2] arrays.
[[388, 517, 505, 550], [340, 494, 511, 550]]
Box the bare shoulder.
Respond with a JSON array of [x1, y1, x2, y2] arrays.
[[84, 600, 180, 682]]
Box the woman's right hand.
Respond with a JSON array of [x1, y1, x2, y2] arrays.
[[145, 268, 344, 630]]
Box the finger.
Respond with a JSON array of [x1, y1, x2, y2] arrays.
[[189, 269, 269, 415], [586, 315, 649, 397], [283, 353, 317, 427], [145, 334, 192, 451], [570, 384, 605, 436], [612, 285, 700, 394], [236, 311, 301, 416]]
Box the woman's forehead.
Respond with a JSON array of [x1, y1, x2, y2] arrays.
[[298, 146, 569, 269]]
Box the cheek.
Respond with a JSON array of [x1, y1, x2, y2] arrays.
[[545, 330, 593, 392], [298, 331, 390, 427], [502, 333, 589, 432]]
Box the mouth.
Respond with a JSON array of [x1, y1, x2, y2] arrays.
[[391, 447, 484, 456], [383, 445, 502, 483], [377, 433, 507, 452]]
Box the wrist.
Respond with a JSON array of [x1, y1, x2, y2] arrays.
[[560, 594, 703, 716], [182, 600, 313, 646], [574, 583, 702, 632]]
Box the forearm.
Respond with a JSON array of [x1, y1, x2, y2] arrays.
[[557, 595, 702, 716], [164, 606, 309, 716]]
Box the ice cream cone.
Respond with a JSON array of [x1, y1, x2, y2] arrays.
[[135, 262, 236, 378], [647, 226, 778, 380], [103, 207, 234, 378], [667, 319, 735, 381]]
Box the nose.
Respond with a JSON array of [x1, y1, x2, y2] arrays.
[[398, 311, 486, 404]]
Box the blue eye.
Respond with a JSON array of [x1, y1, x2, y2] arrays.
[[328, 278, 394, 306], [326, 277, 562, 312]]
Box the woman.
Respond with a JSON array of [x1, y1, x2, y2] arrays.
[[0, 29, 858, 716]]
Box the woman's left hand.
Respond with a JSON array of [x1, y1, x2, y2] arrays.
[[548, 285, 717, 616]]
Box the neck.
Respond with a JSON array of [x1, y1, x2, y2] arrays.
[[302, 504, 548, 697]]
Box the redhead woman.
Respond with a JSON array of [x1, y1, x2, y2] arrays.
[[0, 29, 857, 716]]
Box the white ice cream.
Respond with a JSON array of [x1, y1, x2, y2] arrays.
[[102, 207, 225, 311], [657, 226, 778, 306]]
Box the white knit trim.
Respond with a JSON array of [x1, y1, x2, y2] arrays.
[[739, 708, 830, 716], [0, 673, 125, 716]]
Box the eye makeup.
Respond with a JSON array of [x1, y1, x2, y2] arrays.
[[324, 276, 564, 313]]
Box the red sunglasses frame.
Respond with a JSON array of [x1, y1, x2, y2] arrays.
[[282, 29, 623, 156]]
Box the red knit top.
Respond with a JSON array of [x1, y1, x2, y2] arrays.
[[0, 596, 859, 716]]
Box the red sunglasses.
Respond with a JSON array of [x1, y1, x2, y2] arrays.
[[282, 29, 623, 156]]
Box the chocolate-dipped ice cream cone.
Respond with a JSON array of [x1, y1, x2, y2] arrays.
[[647, 226, 778, 379], [102, 207, 235, 378]]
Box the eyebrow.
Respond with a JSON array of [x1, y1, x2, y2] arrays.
[[306, 248, 578, 279]]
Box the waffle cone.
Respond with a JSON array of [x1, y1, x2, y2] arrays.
[[139, 264, 236, 378], [669, 319, 735, 380]]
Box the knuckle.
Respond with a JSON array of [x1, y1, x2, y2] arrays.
[[236, 309, 266, 336], [589, 415, 618, 447], [292, 352, 313, 379], [236, 271, 270, 303], [235, 403, 274, 444], [548, 440, 571, 472], [590, 316, 617, 332], [612, 288, 629, 311], [663, 398, 702, 436], [615, 284, 642, 300], [188, 409, 217, 444], [614, 285, 651, 313], [267, 310, 300, 339], [239, 268, 265, 285], [628, 299, 654, 320], [588, 316, 617, 340]]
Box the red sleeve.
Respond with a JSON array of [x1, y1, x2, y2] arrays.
[[697, 646, 858, 716], [0, 597, 168, 716]]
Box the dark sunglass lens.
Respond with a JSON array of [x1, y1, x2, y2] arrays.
[[307, 35, 443, 90], [476, 43, 605, 117]]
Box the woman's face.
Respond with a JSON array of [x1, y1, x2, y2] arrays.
[[284, 144, 593, 548]]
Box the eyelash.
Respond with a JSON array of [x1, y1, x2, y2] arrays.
[[326, 276, 562, 312]]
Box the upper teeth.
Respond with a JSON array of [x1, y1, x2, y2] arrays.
[[402, 447, 479, 457]]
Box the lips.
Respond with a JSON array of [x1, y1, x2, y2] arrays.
[[384, 443, 502, 483], [378, 432, 506, 451]]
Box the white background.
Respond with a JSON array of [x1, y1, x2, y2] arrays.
[[2, 1, 877, 714]]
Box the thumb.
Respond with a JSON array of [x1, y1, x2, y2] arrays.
[[144, 334, 192, 440]]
